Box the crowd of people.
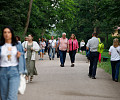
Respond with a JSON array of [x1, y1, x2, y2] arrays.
[[0, 26, 120, 100]]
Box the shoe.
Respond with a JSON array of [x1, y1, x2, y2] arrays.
[[115, 79, 118, 82], [92, 77, 96, 79], [52, 58, 54, 60], [71, 64, 74, 67], [60, 64, 64, 67], [49, 58, 51, 60], [88, 74, 91, 78]]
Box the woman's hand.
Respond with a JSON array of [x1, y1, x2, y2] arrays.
[[31, 47, 33, 50], [76, 49, 78, 53], [24, 48, 27, 52], [67, 49, 69, 53], [17, 51, 21, 58]]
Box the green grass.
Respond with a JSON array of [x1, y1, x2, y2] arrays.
[[98, 51, 120, 81]]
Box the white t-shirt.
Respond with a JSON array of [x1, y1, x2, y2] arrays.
[[40, 42, 46, 49], [109, 46, 120, 61], [49, 39, 56, 48], [80, 42, 85, 47], [0, 43, 18, 67]]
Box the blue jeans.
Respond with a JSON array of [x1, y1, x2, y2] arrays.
[[59, 50, 67, 65], [89, 52, 99, 77], [69, 50, 76, 63], [111, 60, 120, 80], [40, 49, 45, 53], [0, 66, 20, 100], [49, 48, 55, 59]]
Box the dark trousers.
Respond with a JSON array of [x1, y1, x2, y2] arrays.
[[57, 47, 60, 58], [59, 50, 67, 65], [111, 60, 120, 80], [69, 50, 76, 63], [89, 52, 99, 77]]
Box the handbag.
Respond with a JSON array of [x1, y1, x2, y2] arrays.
[[18, 74, 26, 95]]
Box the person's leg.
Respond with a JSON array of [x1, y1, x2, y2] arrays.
[[42, 50, 45, 60], [7, 67, 20, 100], [92, 52, 99, 78], [115, 60, 120, 81], [89, 52, 93, 77], [0, 68, 8, 100], [57, 47, 60, 58], [63, 51, 67, 65], [40, 50, 42, 59], [59, 50, 64, 66], [111, 61, 116, 81], [52, 48, 55, 59], [49, 48, 52, 59], [72, 50, 76, 63], [69, 51, 73, 63]]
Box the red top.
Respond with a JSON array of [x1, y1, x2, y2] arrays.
[[69, 39, 79, 51]]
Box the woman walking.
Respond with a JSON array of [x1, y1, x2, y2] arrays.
[[39, 38, 46, 60], [68, 34, 79, 67], [109, 38, 120, 82], [57, 33, 69, 67], [0, 26, 26, 100], [80, 40, 85, 54], [22, 34, 40, 83]]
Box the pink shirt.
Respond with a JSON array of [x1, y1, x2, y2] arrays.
[[59, 38, 68, 51], [69, 39, 79, 51]]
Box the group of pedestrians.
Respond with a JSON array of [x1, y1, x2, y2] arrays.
[[0, 26, 120, 100], [86, 33, 120, 82]]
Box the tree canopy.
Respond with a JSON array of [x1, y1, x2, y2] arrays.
[[0, 0, 120, 43]]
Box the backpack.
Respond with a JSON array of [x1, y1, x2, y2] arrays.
[[97, 38, 104, 53]]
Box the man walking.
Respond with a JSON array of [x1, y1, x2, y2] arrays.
[[57, 33, 69, 67], [86, 33, 99, 79], [49, 36, 56, 60]]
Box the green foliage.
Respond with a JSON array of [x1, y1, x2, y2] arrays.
[[1, 0, 120, 44]]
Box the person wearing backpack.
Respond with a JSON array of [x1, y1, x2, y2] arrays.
[[86, 33, 99, 79], [109, 38, 120, 82]]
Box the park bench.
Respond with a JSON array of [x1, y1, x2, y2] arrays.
[[102, 56, 109, 62]]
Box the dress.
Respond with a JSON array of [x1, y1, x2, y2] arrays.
[[26, 44, 37, 76]]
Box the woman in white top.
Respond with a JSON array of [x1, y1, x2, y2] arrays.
[[39, 38, 46, 60], [0, 26, 22, 100], [109, 38, 120, 82], [80, 40, 85, 53], [22, 34, 40, 83]]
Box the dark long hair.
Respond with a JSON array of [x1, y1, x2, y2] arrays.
[[0, 26, 18, 46]]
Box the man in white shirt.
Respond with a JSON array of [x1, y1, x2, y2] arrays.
[[49, 36, 56, 60], [86, 33, 99, 79]]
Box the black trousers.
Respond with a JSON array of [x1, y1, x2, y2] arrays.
[[89, 52, 99, 77], [69, 50, 76, 63]]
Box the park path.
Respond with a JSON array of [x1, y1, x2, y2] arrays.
[[18, 53, 120, 100]]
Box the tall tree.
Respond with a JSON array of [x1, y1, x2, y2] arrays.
[[23, 0, 33, 36]]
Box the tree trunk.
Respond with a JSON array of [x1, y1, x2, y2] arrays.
[[42, 29, 46, 38], [23, 0, 33, 36]]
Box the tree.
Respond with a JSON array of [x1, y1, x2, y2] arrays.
[[23, 0, 33, 36]]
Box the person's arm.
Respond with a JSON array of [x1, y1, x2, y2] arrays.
[[67, 40, 69, 52], [109, 52, 111, 55], [32, 42, 40, 52], [109, 46, 112, 55], [76, 40, 79, 52], [86, 41, 89, 50]]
